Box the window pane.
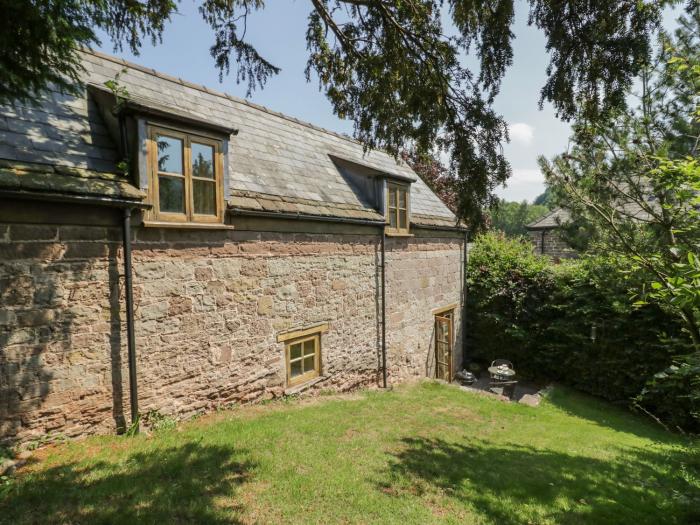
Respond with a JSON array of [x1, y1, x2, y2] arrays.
[[399, 209, 407, 229], [303, 356, 315, 373], [389, 209, 397, 228], [436, 319, 450, 342], [437, 342, 447, 357], [290, 359, 303, 378], [192, 142, 214, 179], [399, 189, 407, 208], [290, 343, 302, 360], [388, 186, 396, 209], [193, 179, 217, 215], [156, 135, 183, 174], [303, 339, 315, 356], [158, 175, 185, 213]]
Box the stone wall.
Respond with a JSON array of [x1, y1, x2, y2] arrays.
[[385, 237, 463, 380], [528, 228, 577, 260], [0, 207, 464, 445]]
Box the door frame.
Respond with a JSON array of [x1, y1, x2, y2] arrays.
[[434, 310, 454, 381]]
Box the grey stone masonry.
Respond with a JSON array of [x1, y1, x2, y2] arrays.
[[528, 229, 577, 260]]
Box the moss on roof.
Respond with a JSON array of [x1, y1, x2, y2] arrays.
[[0, 159, 145, 202]]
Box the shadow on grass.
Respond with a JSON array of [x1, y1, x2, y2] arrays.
[[0, 442, 254, 525], [382, 437, 698, 525], [544, 387, 683, 441]]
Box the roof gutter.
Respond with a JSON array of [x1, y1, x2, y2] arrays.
[[411, 222, 468, 233], [0, 189, 150, 209], [229, 207, 386, 226], [230, 207, 469, 233]]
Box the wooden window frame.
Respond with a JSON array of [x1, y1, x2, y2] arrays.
[[146, 125, 225, 225], [386, 181, 410, 234], [284, 333, 322, 387]]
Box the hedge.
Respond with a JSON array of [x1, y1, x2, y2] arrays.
[[466, 232, 697, 432]]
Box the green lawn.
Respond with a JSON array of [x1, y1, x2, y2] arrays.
[[1, 382, 698, 524]]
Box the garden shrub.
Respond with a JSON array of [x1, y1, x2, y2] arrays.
[[636, 352, 700, 433], [465, 232, 555, 375], [466, 233, 698, 432]]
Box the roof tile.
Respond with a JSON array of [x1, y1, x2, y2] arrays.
[[0, 49, 456, 225]]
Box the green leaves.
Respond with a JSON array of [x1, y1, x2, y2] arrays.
[[199, 0, 279, 96], [103, 68, 130, 104], [467, 233, 698, 431], [0, 0, 94, 104], [305, 1, 510, 228], [529, 0, 666, 121], [490, 200, 549, 237], [543, 10, 700, 348]]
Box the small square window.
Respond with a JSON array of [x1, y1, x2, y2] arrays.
[[386, 182, 410, 234], [147, 125, 224, 225], [285, 334, 321, 387]]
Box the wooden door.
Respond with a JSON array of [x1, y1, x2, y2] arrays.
[[435, 313, 453, 381]]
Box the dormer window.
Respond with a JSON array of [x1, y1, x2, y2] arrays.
[[386, 181, 410, 234], [145, 125, 225, 225]]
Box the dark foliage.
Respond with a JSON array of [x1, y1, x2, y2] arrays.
[[305, 1, 510, 229], [0, 1, 95, 104], [529, 0, 666, 120], [490, 200, 548, 237], [402, 150, 458, 214], [533, 187, 556, 209], [535, 11, 700, 427], [638, 352, 700, 432], [466, 233, 699, 433]]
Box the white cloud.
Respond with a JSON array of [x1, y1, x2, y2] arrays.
[[510, 168, 544, 183], [508, 122, 535, 145], [495, 168, 546, 202]]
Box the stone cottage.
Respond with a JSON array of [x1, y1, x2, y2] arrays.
[[0, 50, 466, 445], [526, 208, 577, 260]]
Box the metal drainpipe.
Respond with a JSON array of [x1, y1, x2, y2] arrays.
[[540, 230, 545, 255], [380, 225, 387, 388], [462, 232, 469, 368], [462, 231, 469, 368], [117, 108, 139, 430], [122, 208, 139, 431]]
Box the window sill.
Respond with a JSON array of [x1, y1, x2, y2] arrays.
[[385, 232, 414, 238], [284, 375, 325, 396], [142, 220, 234, 230]]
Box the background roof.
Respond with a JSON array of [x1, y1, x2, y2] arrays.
[[526, 208, 571, 230]]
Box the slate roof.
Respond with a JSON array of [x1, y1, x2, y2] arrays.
[[229, 190, 385, 222], [0, 49, 457, 227], [526, 208, 571, 230], [527, 200, 654, 231], [0, 159, 145, 203]]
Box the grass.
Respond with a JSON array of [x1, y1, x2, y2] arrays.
[[1, 382, 698, 524]]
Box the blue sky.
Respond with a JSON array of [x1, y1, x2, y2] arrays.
[[94, 3, 671, 203]]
